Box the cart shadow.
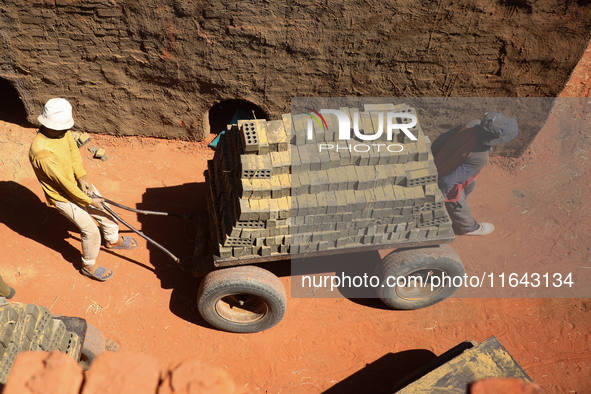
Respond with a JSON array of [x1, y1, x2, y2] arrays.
[[137, 182, 211, 326], [288, 250, 393, 310], [321, 350, 438, 394]]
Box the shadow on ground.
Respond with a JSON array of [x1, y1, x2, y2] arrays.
[[0, 181, 80, 267], [322, 350, 438, 394], [137, 182, 211, 327], [0, 181, 156, 274], [290, 250, 393, 310]]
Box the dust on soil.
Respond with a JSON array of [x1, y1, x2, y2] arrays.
[[1, 49, 591, 394]]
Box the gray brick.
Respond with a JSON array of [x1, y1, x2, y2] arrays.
[[260, 245, 271, 256], [421, 210, 434, 222], [339, 142, 352, 166], [308, 172, 321, 193], [353, 190, 366, 211], [374, 187, 386, 209], [241, 121, 260, 152], [336, 169, 349, 191], [343, 190, 355, 211], [426, 226, 439, 238], [389, 231, 403, 241], [219, 247, 232, 258], [308, 145, 321, 171], [298, 145, 311, 171], [296, 194, 308, 216], [319, 148, 331, 170], [364, 189, 375, 211], [434, 208, 447, 219], [328, 148, 341, 168], [392, 186, 405, 208], [382, 184, 395, 209], [317, 170, 329, 193], [298, 172, 310, 194], [407, 228, 420, 239], [391, 215, 405, 224], [335, 222, 347, 231], [326, 191, 338, 214], [291, 146, 302, 173], [307, 194, 319, 216], [335, 191, 347, 213], [327, 168, 340, 191], [356, 166, 370, 190], [418, 227, 429, 238], [341, 213, 352, 224], [355, 145, 370, 166], [290, 173, 301, 195], [316, 192, 328, 215], [437, 227, 455, 237]]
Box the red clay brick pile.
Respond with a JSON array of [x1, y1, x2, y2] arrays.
[[3, 351, 249, 394]]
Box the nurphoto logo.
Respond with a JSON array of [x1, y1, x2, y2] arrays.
[[304, 108, 419, 142]]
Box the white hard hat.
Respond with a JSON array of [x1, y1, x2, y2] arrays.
[[38, 98, 75, 130]]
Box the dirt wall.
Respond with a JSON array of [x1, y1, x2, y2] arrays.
[[0, 0, 590, 154]]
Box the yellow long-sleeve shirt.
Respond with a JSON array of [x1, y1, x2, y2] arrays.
[[29, 130, 93, 207]]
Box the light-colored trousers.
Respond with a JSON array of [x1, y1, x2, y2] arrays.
[[54, 188, 119, 267], [0, 275, 11, 297]]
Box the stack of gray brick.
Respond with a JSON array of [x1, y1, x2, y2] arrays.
[[206, 119, 292, 258], [205, 103, 454, 259]]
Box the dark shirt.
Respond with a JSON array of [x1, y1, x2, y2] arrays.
[[431, 120, 490, 197]]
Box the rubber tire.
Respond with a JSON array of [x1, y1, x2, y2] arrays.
[[80, 323, 105, 370], [375, 244, 465, 310], [197, 266, 286, 333]]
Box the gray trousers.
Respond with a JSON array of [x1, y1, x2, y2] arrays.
[[445, 180, 479, 234]]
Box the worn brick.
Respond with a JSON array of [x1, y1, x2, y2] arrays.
[[4, 351, 83, 394], [82, 351, 159, 394], [306, 194, 318, 216], [373, 187, 385, 209], [326, 191, 338, 214], [338, 142, 352, 166], [335, 191, 347, 214]]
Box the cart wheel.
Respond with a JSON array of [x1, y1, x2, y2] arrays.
[[197, 265, 287, 333], [375, 244, 464, 310], [79, 323, 106, 370]]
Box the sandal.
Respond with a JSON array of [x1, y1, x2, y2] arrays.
[[107, 236, 138, 250], [81, 266, 114, 282]]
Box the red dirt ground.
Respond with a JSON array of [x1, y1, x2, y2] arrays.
[[1, 46, 591, 393]]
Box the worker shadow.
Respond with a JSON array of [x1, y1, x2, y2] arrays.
[[321, 349, 438, 393], [137, 182, 210, 324], [0, 181, 154, 274], [0, 181, 80, 267]]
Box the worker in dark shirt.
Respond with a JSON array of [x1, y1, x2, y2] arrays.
[[431, 113, 518, 236]]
